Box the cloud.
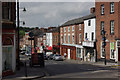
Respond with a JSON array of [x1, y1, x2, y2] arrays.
[[20, 2, 95, 27]]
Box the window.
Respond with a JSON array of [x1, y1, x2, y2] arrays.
[[72, 26, 74, 31], [79, 34, 81, 43], [110, 20, 114, 34], [2, 46, 13, 71], [64, 27, 66, 32], [88, 20, 91, 26], [101, 21, 104, 34], [101, 4, 104, 15], [2, 3, 11, 20], [85, 33, 87, 40], [79, 24, 81, 30], [101, 42, 105, 58], [68, 34, 70, 43], [110, 2, 114, 13], [68, 27, 70, 32], [72, 35, 74, 44], [110, 42, 115, 59], [77, 48, 82, 58], [61, 28, 63, 33], [64, 34, 66, 43], [92, 32, 94, 41]]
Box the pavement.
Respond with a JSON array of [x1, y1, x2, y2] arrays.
[[65, 59, 120, 68], [2, 66, 47, 80], [2, 55, 48, 80]]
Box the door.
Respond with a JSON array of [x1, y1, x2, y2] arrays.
[[68, 49, 70, 59], [118, 48, 120, 61]]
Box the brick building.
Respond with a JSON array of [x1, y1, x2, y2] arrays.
[[60, 8, 96, 60], [95, 1, 119, 62], [52, 27, 60, 54], [60, 17, 84, 60], [1, 2, 16, 77]]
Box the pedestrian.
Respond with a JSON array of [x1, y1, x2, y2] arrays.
[[64, 53, 67, 58]]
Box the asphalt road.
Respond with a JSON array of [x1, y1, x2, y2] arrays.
[[41, 60, 119, 78]]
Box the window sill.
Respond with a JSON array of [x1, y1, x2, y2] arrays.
[[110, 12, 114, 14], [101, 14, 105, 16], [110, 58, 115, 60]]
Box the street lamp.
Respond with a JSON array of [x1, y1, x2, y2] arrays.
[[17, 0, 26, 70], [101, 29, 107, 65]]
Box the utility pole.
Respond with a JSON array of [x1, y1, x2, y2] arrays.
[[17, 0, 20, 70], [101, 29, 107, 65]]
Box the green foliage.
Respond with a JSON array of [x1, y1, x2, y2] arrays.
[[19, 27, 35, 38]]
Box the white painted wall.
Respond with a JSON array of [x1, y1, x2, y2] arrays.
[[84, 18, 96, 41], [46, 33, 52, 47]]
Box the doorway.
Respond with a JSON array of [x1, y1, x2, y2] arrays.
[[118, 48, 120, 61], [68, 49, 70, 59]]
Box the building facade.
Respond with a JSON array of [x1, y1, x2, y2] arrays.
[[60, 17, 84, 60], [52, 27, 60, 54], [95, 1, 120, 62], [2, 2, 16, 77], [82, 13, 96, 62]]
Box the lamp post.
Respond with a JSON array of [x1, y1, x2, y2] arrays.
[[17, 0, 26, 70], [101, 29, 107, 65]]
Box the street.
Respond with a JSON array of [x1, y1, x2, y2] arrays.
[[39, 60, 119, 78]]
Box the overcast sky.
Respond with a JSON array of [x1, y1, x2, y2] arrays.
[[20, 2, 95, 28]]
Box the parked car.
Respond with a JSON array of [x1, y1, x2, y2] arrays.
[[48, 54, 54, 60], [20, 50, 26, 55], [25, 53, 31, 56], [53, 54, 64, 61]]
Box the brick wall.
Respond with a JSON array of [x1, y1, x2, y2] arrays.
[[95, 2, 119, 60]]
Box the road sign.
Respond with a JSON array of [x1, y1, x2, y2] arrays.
[[29, 32, 34, 37]]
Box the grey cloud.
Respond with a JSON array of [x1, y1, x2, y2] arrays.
[[20, 2, 95, 27]]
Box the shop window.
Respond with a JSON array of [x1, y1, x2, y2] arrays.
[[77, 48, 82, 58], [2, 46, 13, 71], [101, 42, 105, 58], [110, 42, 115, 59]]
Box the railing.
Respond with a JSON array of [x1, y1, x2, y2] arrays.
[[82, 41, 94, 47]]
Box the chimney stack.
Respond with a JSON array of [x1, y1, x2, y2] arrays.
[[90, 7, 95, 14]]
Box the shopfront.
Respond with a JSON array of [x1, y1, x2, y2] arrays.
[[83, 41, 96, 62], [2, 34, 16, 76]]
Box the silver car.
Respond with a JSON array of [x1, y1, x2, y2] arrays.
[[53, 54, 64, 61]]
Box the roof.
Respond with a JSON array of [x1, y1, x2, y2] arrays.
[[31, 29, 44, 37], [47, 27, 60, 33], [60, 13, 95, 27]]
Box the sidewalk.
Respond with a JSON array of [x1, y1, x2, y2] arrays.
[[2, 66, 46, 80], [65, 59, 119, 68]]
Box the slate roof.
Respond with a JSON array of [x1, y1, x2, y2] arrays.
[[31, 29, 44, 37], [47, 27, 60, 33], [60, 13, 96, 27]]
